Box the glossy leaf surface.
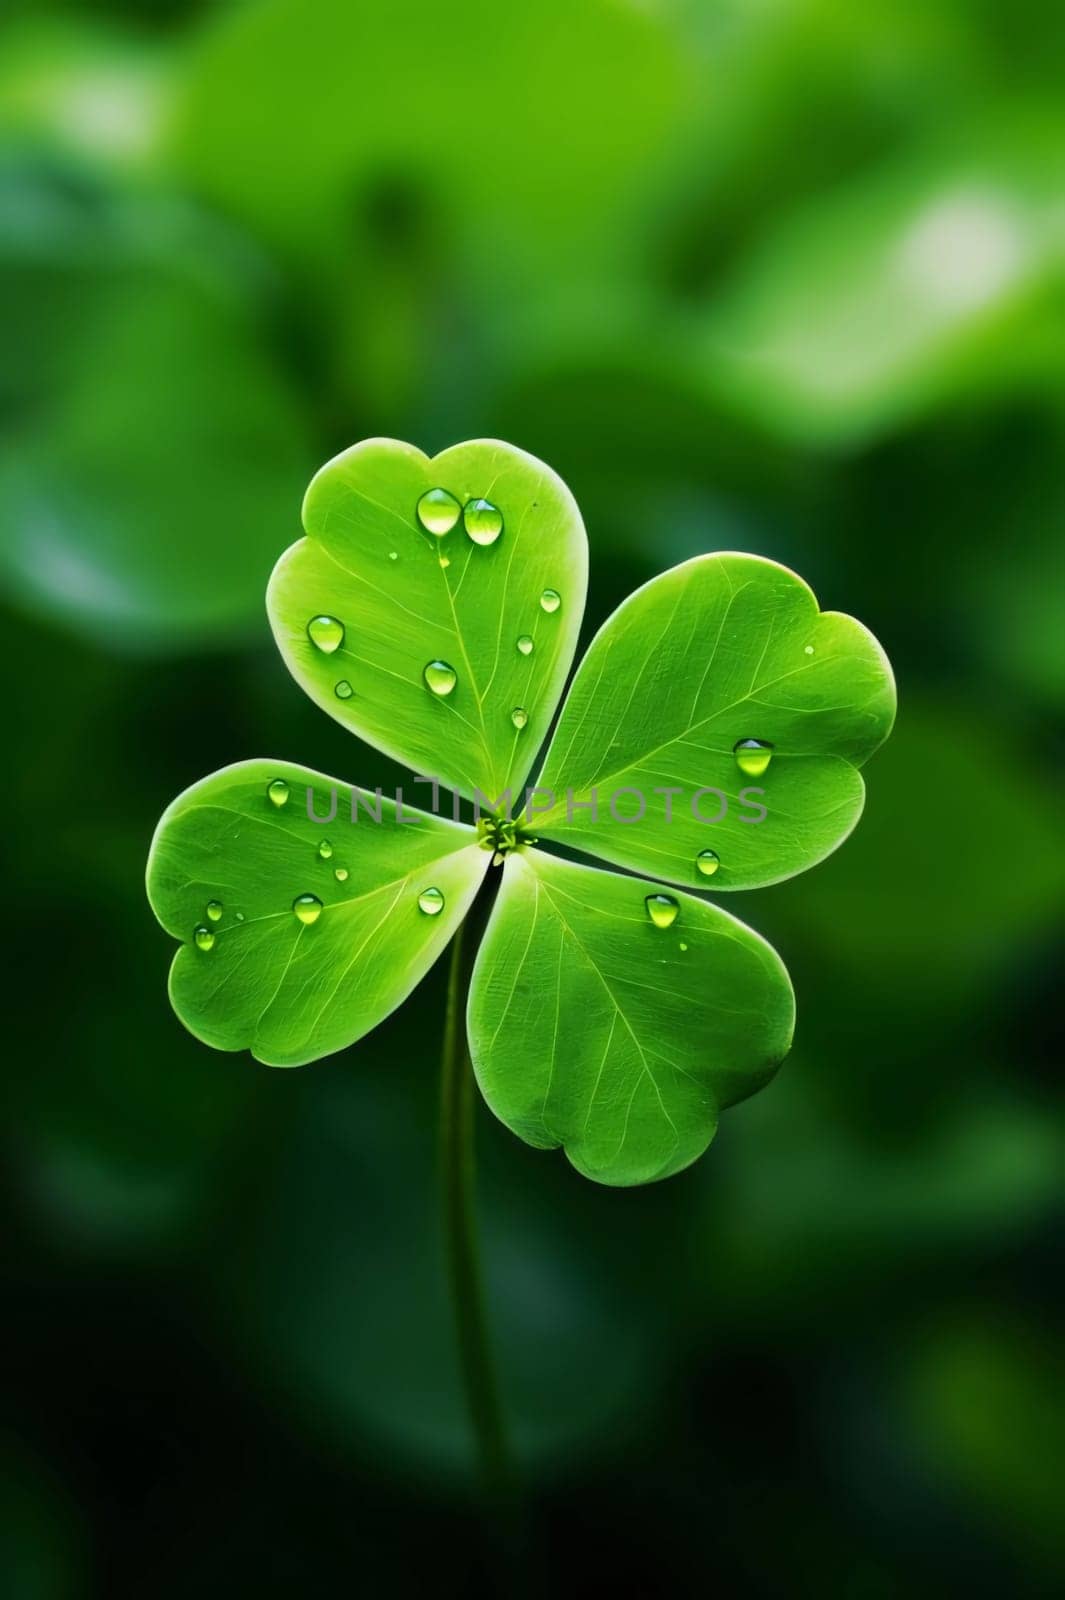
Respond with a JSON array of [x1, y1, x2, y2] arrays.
[[536, 553, 895, 890], [268, 437, 587, 800], [147, 760, 487, 1066], [468, 850, 794, 1186]]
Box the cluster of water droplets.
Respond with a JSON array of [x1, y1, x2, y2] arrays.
[[300, 490, 569, 737], [416, 488, 505, 548], [193, 777, 453, 952], [314, 836, 349, 884], [278, 508, 784, 924], [408, 489, 565, 734], [303, 616, 354, 703], [192, 895, 237, 951]]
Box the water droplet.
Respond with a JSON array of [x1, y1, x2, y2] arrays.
[[267, 778, 290, 808], [389, 550, 398, 561], [418, 887, 445, 916], [463, 498, 503, 547], [439, 555, 451, 569], [733, 738, 774, 777], [334, 680, 354, 700], [317, 840, 333, 860], [679, 942, 689, 952], [696, 850, 720, 878], [417, 488, 461, 536], [292, 893, 323, 926], [540, 588, 561, 613], [804, 644, 815, 656], [205, 899, 224, 922], [334, 867, 349, 882], [511, 707, 528, 729], [235, 912, 246, 922], [645, 894, 679, 930], [424, 660, 457, 696], [516, 635, 534, 656], [194, 925, 215, 952], [306, 614, 345, 654]]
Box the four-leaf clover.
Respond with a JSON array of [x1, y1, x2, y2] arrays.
[[147, 438, 895, 1186]]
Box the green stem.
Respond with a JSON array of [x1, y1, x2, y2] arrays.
[[439, 921, 512, 1497]]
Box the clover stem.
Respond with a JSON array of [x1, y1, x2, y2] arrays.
[[439, 919, 513, 1500]]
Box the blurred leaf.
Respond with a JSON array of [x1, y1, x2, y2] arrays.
[[538, 553, 895, 889], [710, 1072, 1062, 1301], [147, 760, 488, 1066], [0, 177, 313, 650], [755, 698, 1065, 1009], [700, 124, 1065, 444], [0, 1440, 86, 1600], [906, 1315, 1065, 1570], [0, 18, 173, 175], [269, 438, 588, 801], [173, 0, 696, 425], [176, 0, 689, 284], [959, 409, 1065, 707], [469, 850, 794, 1186]]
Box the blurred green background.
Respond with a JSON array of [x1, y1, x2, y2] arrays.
[[2, 1, 1063, 1594]]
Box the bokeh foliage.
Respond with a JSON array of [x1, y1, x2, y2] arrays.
[[1, 0, 1061, 1595]]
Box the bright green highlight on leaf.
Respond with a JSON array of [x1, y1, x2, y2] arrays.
[[146, 759, 488, 1068], [701, 137, 1065, 445], [467, 852, 794, 1187], [147, 437, 894, 1186], [536, 553, 896, 891], [267, 437, 588, 802]]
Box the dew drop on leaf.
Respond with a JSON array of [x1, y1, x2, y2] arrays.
[[511, 707, 528, 729], [194, 925, 215, 951], [334, 680, 354, 700], [733, 738, 774, 777], [695, 850, 720, 878], [424, 660, 457, 696], [388, 551, 399, 561], [417, 488, 461, 536], [334, 867, 349, 882], [205, 899, 224, 922], [266, 779, 290, 808], [418, 886, 445, 916], [306, 614, 345, 654], [463, 498, 504, 546], [540, 588, 561, 613], [317, 840, 333, 860], [804, 645, 815, 656], [292, 894, 323, 926], [235, 912, 245, 922], [516, 635, 534, 656], [645, 894, 679, 929]]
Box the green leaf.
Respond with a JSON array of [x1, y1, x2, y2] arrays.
[[177, 0, 688, 284], [467, 849, 794, 1187], [146, 760, 488, 1066], [267, 437, 587, 801], [699, 127, 1065, 445], [535, 553, 895, 891], [0, 189, 312, 651], [0, 18, 171, 176]]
